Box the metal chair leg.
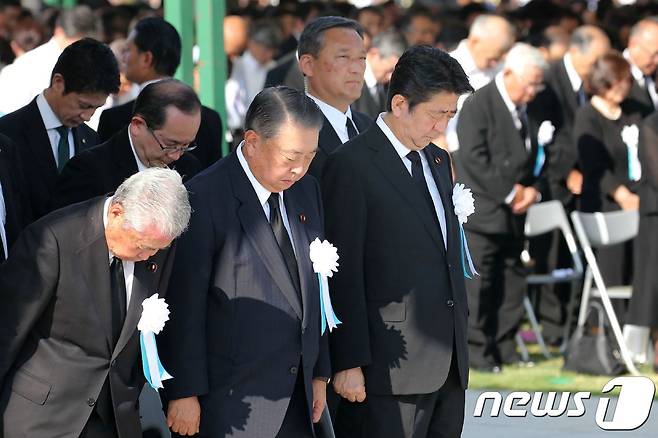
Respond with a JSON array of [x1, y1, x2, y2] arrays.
[[523, 296, 551, 359]]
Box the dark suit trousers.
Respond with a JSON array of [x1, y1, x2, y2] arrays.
[[466, 231, 526, 367], [334, 348, 464, 438], [79, 411, 118, 438], [276, 367, 314, 438]]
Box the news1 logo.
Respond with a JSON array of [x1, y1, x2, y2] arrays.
[[473, 376, 655, 431]]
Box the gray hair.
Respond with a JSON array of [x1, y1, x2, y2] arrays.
[[504, 43, 548, 76], [469, 14, 515, 47], [112, 168, 191, 239], [249, 19, 282, 50], [629, 16, 658, 40], [371, 29, 407, 59], [298, 16, 364, 59], [57, 5, 99, 40], [570, 25, 608, 53]]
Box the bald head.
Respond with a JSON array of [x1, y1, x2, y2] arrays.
[[224, 15, 249, 61], [467, 15, 515, 71], [628, 17, 658, 76], [569, 25, 610, 80]]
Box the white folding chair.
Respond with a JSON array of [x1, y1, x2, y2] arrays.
[[516, 201, 584, 361], [570, 209, 640, 375]]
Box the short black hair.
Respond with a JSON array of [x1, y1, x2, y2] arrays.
[[51, 38, 119, 95], [132, 17, 181, 77], [298, 16, 364, 58], [387, 45, 473, 111], [133, 79, 201, 130], [245, 86, 323, 139]]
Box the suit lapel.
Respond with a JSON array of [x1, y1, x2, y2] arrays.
[[229, 154, 303, 320], [76, 200, 113, 354], [71, 127, 89, 154], [111, 128, 140, 187], [283, 187, 316, 330], [25, 100, 58, 183], [491, 85, 528, 156], [423, 146, 456, 255], [369, 126, 444, 250], [318, 116, 342, 156]]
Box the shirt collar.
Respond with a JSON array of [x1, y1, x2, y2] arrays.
[[127, 126, 148, 172], [307, 93, 353, 126], [376, 113, 415, 161], [495, 72, 519, 114], [36, 92, 64, 130], [623, 49, 645, 83], [451, 40, 477, 75], [364, 60, 377, 89], [563, 53, 582, 92], [139, 78, 164, 92], [236, 141, 279, 207]]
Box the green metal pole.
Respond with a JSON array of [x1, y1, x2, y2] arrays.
[[165, 0, 194, 87], [62, 0, 77, 8], [196, 0, 228, 156], [43, 0, 62, 6]]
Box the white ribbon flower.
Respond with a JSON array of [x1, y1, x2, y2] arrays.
[[537, 120, 555, 146], [453, 183, 476, 225], [621, 124, 639, 148], [309, 238, 339, 277], [137, 293, 170, 335]]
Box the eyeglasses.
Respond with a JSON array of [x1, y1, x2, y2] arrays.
[[146, 125, 197, 154]]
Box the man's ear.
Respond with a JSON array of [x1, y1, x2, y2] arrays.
[[142, 50, 155, 70], [389, 94, 407, 117], [51, 73, 66, 94], [298, 54, 315, 77]]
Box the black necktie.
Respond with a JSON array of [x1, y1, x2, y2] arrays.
[[55, 125, 70, 172], [267, 193, 301, 296], [517, 106, 529, 146], [576, 85, 587, 107], [406, 151, 438, 217], [110, 257, 127, 345], [644, 75, 654, 99], [346, 117, 358, 140]]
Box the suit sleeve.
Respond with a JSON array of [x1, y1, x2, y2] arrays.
[[322, 152, 371, 373], [639, 116, 658, 189], [160, 184, 215, 400], [97, 110, 115, 144], [0, 222, 59, 385], [456, 95, 517, 204], [576, 110, 625, 197]]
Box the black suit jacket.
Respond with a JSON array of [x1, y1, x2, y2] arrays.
[[264, 51, 305, 92], [456, 81, 554, 235], [0, 198, 175, 438], [0, 134, 27, 252], [0, 97, 98, 221], [323, 123, 469, 395], [307, 111, 372, 180], [352, 84, 386, 119], [98, 99, 223, 169], [160, 153, 330, 437], [53, 127, 202, 209], [638, 112, 658, 214], [627, 78, 656, 118]]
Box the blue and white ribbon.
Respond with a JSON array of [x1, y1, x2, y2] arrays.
[[458, 224, 479, 279], [140, 331, 172, 390], [533, 144, 546, 177], [318, 273, 341, 335]]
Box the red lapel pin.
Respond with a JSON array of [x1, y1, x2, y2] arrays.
[[147, 262, 158, 273], [299, 213, 306, 223]]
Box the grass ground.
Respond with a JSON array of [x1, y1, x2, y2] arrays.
[[469, 346, 658, 397]]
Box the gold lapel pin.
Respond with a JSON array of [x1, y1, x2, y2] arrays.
[[147, 262, 158, 273], [434, 156, 442, 165], [299, 213, 306, 223], [81, 138, 86, 144]]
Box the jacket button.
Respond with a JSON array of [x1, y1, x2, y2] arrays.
[[289, 366, 298, 375], [87, 397, 96, 407], [446, 299, 455, 308]]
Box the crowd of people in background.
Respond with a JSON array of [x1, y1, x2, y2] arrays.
[[0, 0, 658, 437]]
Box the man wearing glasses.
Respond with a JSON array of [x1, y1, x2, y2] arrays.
[[54, 79, 201, 209]]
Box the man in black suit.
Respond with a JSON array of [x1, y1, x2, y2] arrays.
[[624, 17, 658, 116], [0, 135, 27, 261], [352, 29, 407, 119], [0, 168, 191, 438], [0, 38, 119, 222], [298, 17, 373, 179], [55, 79, 202, 209], [324, 46, 473, 438], [160, 87, 330, 437], [98, 17, 222, 169], [456, 43, 557, 370]]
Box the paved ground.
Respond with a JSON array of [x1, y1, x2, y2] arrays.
[[463, 389, 658, 438]]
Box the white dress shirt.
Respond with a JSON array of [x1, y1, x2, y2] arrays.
[[103, 197, 135, 305], [446, 39, 501, 152], [364, 61, 379, 100], [495, 72, 531, 152], [376, 114, 448, 249], [307, 94, 358, 144], [0, 38, 62, 115], [127, 128, 148, 172], [36, 92, 74, 169], [624, 49, 658, 109], [0, 181, 7, 259], [562, 53, 583, 93], [237, 142, 296, 253]]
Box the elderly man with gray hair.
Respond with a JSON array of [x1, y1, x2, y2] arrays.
[[0, 167, 190, 438], [455, 43, 559, 372]]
